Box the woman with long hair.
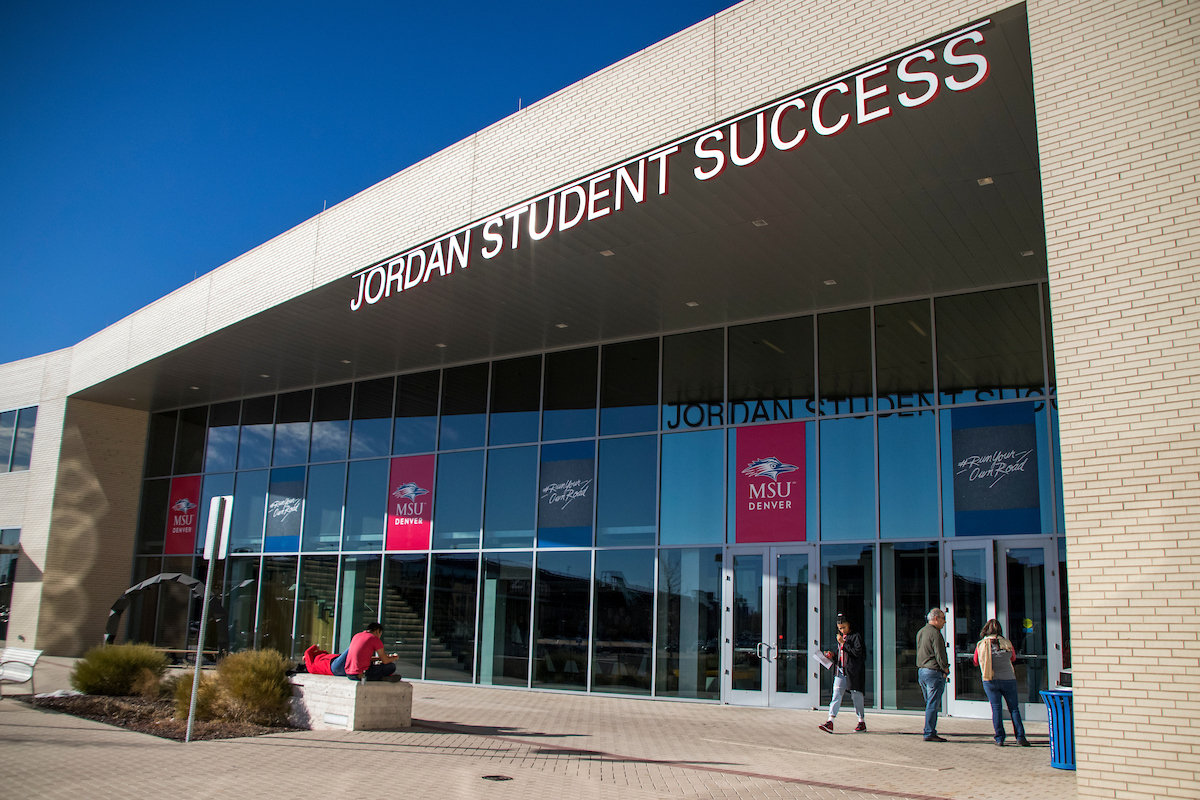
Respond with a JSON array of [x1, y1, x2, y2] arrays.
[[973, 619, 1029, 746]]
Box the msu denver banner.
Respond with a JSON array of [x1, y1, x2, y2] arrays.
[[387, 455, 434, 550], [165, 476, 202, 555], [951, 404, 1040, 535], [735, 422, 807, 542]]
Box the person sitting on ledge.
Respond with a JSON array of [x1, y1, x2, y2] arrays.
[[329, 622, 401, 682]]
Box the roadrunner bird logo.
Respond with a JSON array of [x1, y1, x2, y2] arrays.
[[741, 457, 798, 481], [171, 498, 197, 512], [393, 482, 429, 501]]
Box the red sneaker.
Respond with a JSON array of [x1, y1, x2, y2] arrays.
[[818, 720, 834, 734], [855, 721, 867, 732]]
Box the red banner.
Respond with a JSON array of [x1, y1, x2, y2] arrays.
[[387, 455, 434, 550], [165, 475, 203, 555], [734, 422, 807, 543]]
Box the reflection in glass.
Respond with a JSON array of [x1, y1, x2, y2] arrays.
[[136, 479, 170, 554], [257, 556, 297, 655], [1005, 546, 1048, 704], [1058, 537, 1070, 671], [310, 384, 351, 463], [189, 555, 226, 652], [775, 551, 809, 695], [145, 412, 177, 478], [874, 300, 934, 409], [478, 552, 532, 686], [483, 446, 537, 548], [820, 544, 875, 706], [728, 316, 814, 425], [951, 548, 987, 702], [427, 554, 478, 682], [394, 371, 440, 455], [351, 378, 394, 459], [592, 549, 654, 694], [10, 409, 36, 472], [156, 556, 193, 649], [382, 554, 428, 680], [264, 467, 305, 553], [818, 308, 873, 415], [295, 555, 338, 655], [238, 396, 275, 470], [229, 470, 268, 554], [196, 472, 235, 553], [205, 402, 240, 473], [881, 543, 938, 710], [433, 450, 484, 549], [337, 554, 381, 651], [731, 554, 763, 691], [936, 285, 1044, 404], [600, 339, 658, 435], [596, 435, 656, 547], [125, 557, 163, 644], [819, 416, 875, 540], [302, 463, 345, 551], [543, 348, 597, 440], [538, 441, 594, 547], [878, 411, 938, 538], [225, 557, 260, 652], [533, 550, 591, 689], [656, 548, 721, 699], [660, 429, 724, 544], [174, 406, 207, 475], [662, 329, 723, 430], [343, 459, 387, 551], [490, 356, 541, 445], [0, 411, 14, 473], [273, 390, 312, 466], [440, 364, 488, 450]]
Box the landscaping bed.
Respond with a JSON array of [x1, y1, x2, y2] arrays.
[[26, 694, 301, 741]]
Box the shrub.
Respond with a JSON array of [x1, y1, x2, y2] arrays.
[[216, 649, 293, 726], [172, 671, 220, 721], [70, 644, 168, 696]]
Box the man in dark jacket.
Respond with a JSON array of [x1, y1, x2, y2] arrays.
[[916, 607, 950, 742], [818, 614, 866, 733]]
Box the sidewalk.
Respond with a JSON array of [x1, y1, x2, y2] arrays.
[[0, 669, 1074, 800]]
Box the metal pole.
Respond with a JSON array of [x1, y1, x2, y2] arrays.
[[185, 541, 218, 743], [186, 495, 231, 743]]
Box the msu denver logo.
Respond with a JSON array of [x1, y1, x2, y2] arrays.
[[741, 457, 798, 481], [393, 482, 429, 501], [171, 498, 197, 513]]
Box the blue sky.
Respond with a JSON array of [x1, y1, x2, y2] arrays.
[[0, 1, 734, 365]]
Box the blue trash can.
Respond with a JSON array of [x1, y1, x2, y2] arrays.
[[1040, 689, 1075, 770]]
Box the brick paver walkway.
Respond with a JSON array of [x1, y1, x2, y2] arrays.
[[0, 667, 1075, 800]]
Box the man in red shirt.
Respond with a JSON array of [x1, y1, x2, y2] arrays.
[[342, 622, 400, 682]]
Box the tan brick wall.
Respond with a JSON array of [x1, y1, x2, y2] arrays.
[[1030, 0, 1200, 796], [36, 398, 147, 656]]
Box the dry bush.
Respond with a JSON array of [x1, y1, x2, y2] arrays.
[[172, 671, 220, 721], [70, 644, 168, 697], [215, 649, 293, 726]]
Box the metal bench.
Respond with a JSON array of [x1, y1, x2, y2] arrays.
[[0, 647, 42, 698]]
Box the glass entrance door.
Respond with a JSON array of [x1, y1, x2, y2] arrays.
[[944, 539, 1060, 721], [724, 545, 818, 708]]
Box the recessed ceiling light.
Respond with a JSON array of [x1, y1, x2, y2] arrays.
[[259, 374, 270, 378], [189, 386, 199, 390], [823, 279, 837, 286], [752, 219, 768, 227], [685, 301, 700, 307], [555, 323, 569, 328], [340, 359, 352, 364], [1020, 250, 1035, 257], [977, 177, 994, 186], [599, 250, 615, 256], [435, 343, 447, 348], [128, 397, 136, 401]]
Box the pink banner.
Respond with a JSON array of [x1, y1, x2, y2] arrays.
[[734, 422, 807, 543], [165, 475, 203, 555], [387, 455, 434, 550]]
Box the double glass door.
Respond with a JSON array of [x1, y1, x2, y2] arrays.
[[944, 539, 1062, 721], [724, 545, 818, 708]]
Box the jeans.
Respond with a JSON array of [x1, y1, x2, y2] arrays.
[[329, 650, 348, 677], [983, 679, 1026, 743], [347, 661, 396, 681], [828, 674, 864, 720], [918, 668, 946, 738]]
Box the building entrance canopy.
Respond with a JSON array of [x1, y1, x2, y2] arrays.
[[76, 6, 1042, 413]]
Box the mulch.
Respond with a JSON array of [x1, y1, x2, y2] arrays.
[[24, 695, 302, 741]]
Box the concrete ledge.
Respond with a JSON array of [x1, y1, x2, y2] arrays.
[[289, 673, 412, 731]]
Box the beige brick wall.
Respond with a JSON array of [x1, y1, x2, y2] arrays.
[[1030, 0, 1200, 796]]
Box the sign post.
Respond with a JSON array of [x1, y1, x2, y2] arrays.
[[185, 494, 233, 743]]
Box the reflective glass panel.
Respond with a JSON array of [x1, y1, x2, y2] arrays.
[[440, 364, 488, 450], [302, 462, 345, 552], [225, 557, 260, 652], [532, 550, 591, 689], [264, 466, 305, 553], [662, 329, 724, 430], [881, 542, 939, 710], [156, 556, 193, 649], [490, 356, 541, 445], [382, 554, 428, 680], [655, 547, 721, 699], [731, 554, 763, 691], [433, 450, 484, 549], [238, 396, 275, 470], [543, 348, 597, 440], [174, 406, 207, 475], [775, 551, 809, 695], [273, 390, 312, 467], [343, 459, 387, 551], [820, 544, 875, 706], [728, 316, 815, 424], [478, 551, 533, 687], [1058, 537, 1070, 671], [818, 308, 873, 415], [125, 557, 163, 644], [936, 285, 1045, 404], [1005, 546, 1048, 705], [819, 416, 875, 540], [875, 300, 934, 409], [145, 411, 177, 478], [426, 553, 478, 682], [600, 339, 658, 435], [538, 441, 594, 547], [394, 371, 440, 455], [310, 384, 351, 463], [483, 446, 537, 549], [195, 472, 235, 553], [951, 548, 987, 702], [136, 478, 171, 554], [592, 549, 654, 694], [336, 554, 381, 651], [9, 408, 35, 472], [0, 410, 14, 473], [660, 429, 724, 544], [295, 555, 338, 654], [229, 470, 268, 554], [351, 378, 394, 459], [205, 402, 240, 473], [596, 435, 657, 547], [878, 411, 938, 539], [257, 556, 297, 655]]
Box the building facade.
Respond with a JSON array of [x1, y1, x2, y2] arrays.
[[0, 2, 1195, 797]]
